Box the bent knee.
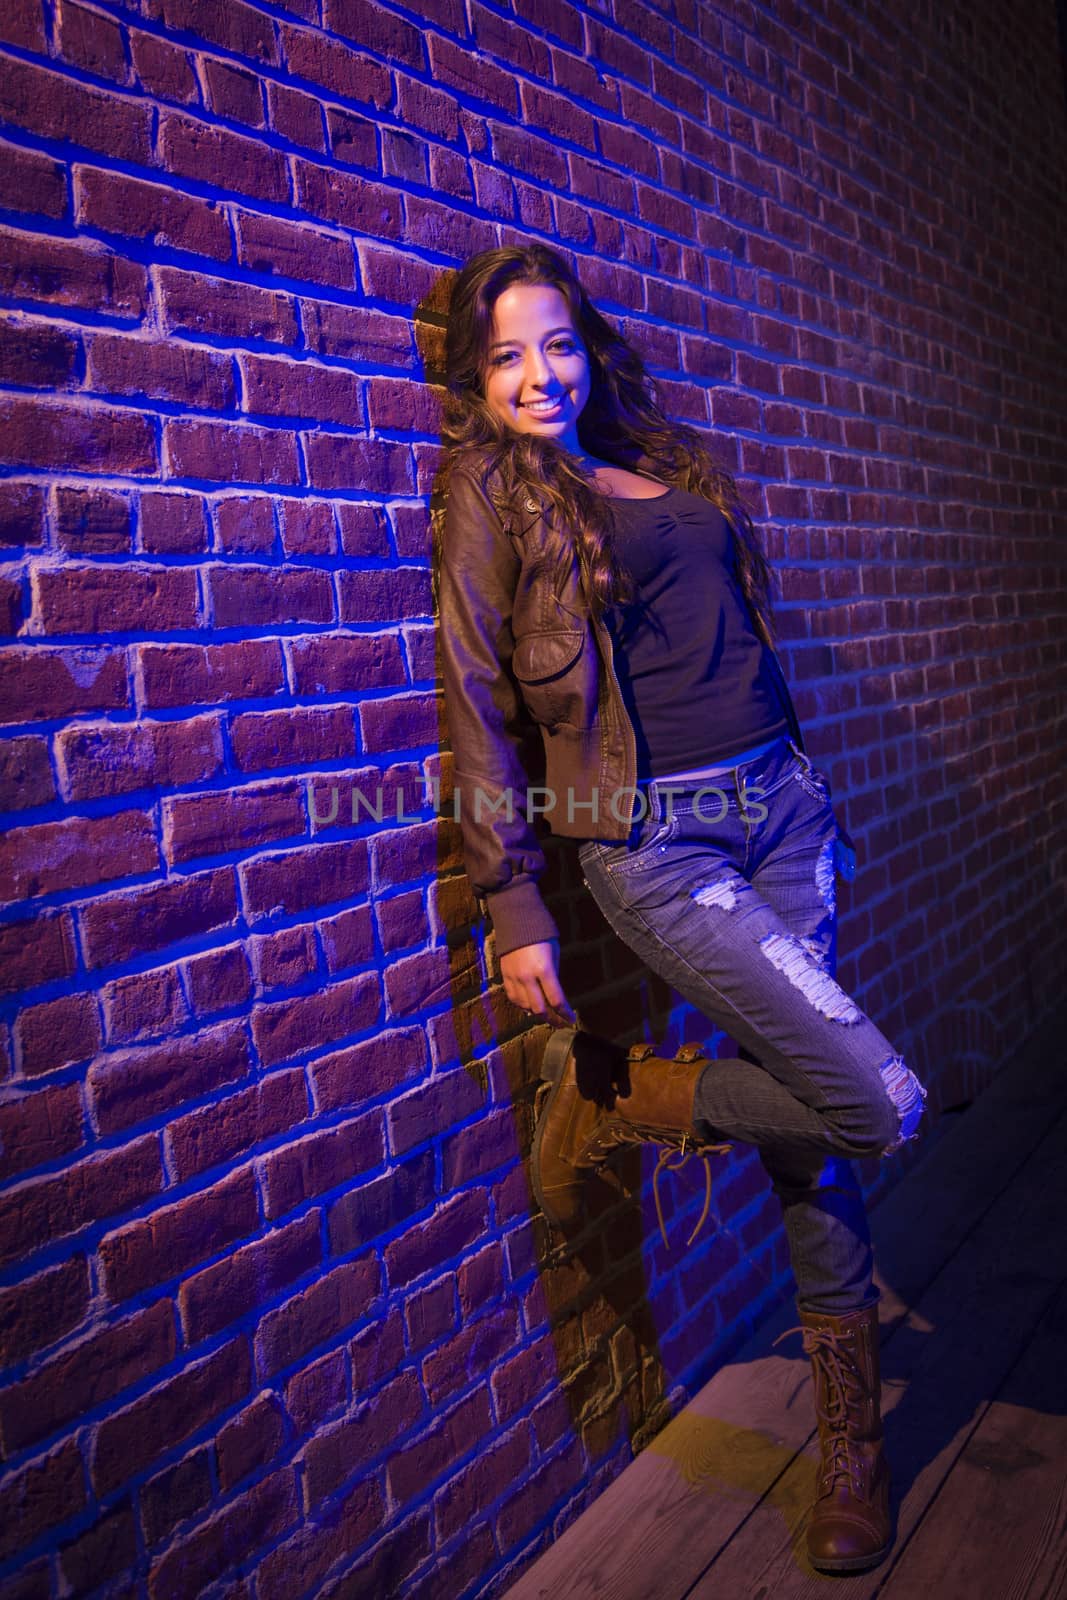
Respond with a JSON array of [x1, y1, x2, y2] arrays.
[[841, 1053, 928, 1157], [876, 1053, 928, 1153], [824, 1053, 928, 1157]]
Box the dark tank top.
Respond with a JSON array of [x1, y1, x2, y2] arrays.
[[605, 485, 793, 781]]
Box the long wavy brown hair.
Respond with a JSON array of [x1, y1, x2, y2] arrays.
[[435, 244, 779, 648]]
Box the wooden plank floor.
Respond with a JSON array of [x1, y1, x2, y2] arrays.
[[501, 1014, 1067, 1600]]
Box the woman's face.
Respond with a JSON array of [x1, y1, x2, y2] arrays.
[[481, 283, 590, 454]]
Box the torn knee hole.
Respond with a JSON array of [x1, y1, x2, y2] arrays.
[[878, 1053, 928, 1153]]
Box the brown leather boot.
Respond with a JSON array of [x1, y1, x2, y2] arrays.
[[530, 1027, 733, 1247], [773, 1300, 892, 1572]]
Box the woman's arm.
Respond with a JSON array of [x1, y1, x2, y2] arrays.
[[437, 461, 564, 962]]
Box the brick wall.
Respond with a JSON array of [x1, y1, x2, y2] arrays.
[[1, 0, 1065, 1596]]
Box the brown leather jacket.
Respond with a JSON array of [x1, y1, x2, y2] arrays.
[[436, 446, 819, 959]]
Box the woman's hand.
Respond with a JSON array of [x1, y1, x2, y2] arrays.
[[499, 939, 577, 1028]]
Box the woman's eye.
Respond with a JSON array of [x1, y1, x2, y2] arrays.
[[491, 340, 578, 366]]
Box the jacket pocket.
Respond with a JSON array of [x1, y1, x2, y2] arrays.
[[512, 627, 592, 729]]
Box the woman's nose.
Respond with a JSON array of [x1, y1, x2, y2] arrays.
[[523, 350, 552, 384]]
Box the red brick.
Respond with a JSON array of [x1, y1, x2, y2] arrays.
[[54, 485, 131, 553], [280, 25, 390, 106], [165, 417, 300, 486], [441, 1106, 517, 1189], [219, 1398, 286, 1502], [0, 809, 157, 903], [0, 481, 46, 547], [180, 1211, 319, 1343], [0, 571, 24, 636], [310, 1027, 426, 1112], [251, 923, 317, 989], [383, 1190, 488, 1290], [182, 942, 253, 1018], [239, 837, 370, 922], [318, 902, 375, 972], [300, 298, 411, 363], [100, 1166, 258, 1300], [57, 714, 223, 802], [256, 1476, 381, 1600], [386, 1386, 492, 1505], [56, 0, 126, 74], [0, 1256, 90, 1365], [91, 1337, 253, 1497], [130, 28, 198, 103], [73, 166, 231, 260], [136, 638, 283, 709], [326, 104, 378, 170], [277, 498, 336, 556], [138, 1449, 212, 1548], [209, 564, 333, 626], [149, 1468, 297, 1600], [361, 692, 438, 758], [293, 154, 404, 238], [101, 964, 187, 1045], [88, 329, 234, 407], [0, 397, 156, 476], [327, 1150, 434, 1257], [0, 1441, 85, 1563], [240, 351, 360, 425], [152, 0, 278, 63], [254, 1256, 380, 1378], [0, 646, 127, 726], [158, 264, 297, 344], [58, 1500, 137, 1596], [0, 0, 45, 48], [0, 316, 79, 389], [266, 79, 325, 151], [259, 1114, 383, 1220], [0, 224, 144, 317], [388, 1068, 484, 1157], [230, 705, 354, 771], [349, 1305, 404, 1394], [167, 1068, 306, 1181], [433, 1425, 531, 1545], [335, 500, 391, 557], [0, 1081, 84, 1184], [0, 139, 64, 219], [283, 1347, 347, 1438], [303, 1369, 422, 1506], [495, 1438, 584, 1548], [0, 913, 77, 998], [88, 1019, 251, 1136], [327, 1511, 432, 1600], [202, 56, 265, 126], [490, 1337, 560, 1425], [158, 108, 288, 204], [0, 1135, 162, 1269], [288, 630, 405, 695], [80, 866, 238, 969], [163, 780, 306, 865], [252, 973, 378, 1068], [235, 211, 353, 289], [0, 1300, 175, 1455], [336, 566, 429, 626], [139, 491, 209, 554], [0, 56, 151, 162], [422, 1307, 519, 1408], [305, 432, 411, 494], [0, 734, 55, 811], [213, 493, 275, 554], [14, 992, 101, 1081], [33, 564, 198, 635]]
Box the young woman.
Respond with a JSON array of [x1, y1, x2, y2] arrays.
[[434, 243, 928, 1574]]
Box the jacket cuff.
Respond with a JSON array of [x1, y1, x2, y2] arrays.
[[483, 879, 560, 960]]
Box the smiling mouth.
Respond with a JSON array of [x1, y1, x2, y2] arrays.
[[522, 396, 565, 414]]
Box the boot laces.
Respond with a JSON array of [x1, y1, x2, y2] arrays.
[[649, 1132, 730, 1250], [773, 1323, 868, 1496]]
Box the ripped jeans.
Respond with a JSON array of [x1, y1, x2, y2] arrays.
[[577, 733, 928, 1316]]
